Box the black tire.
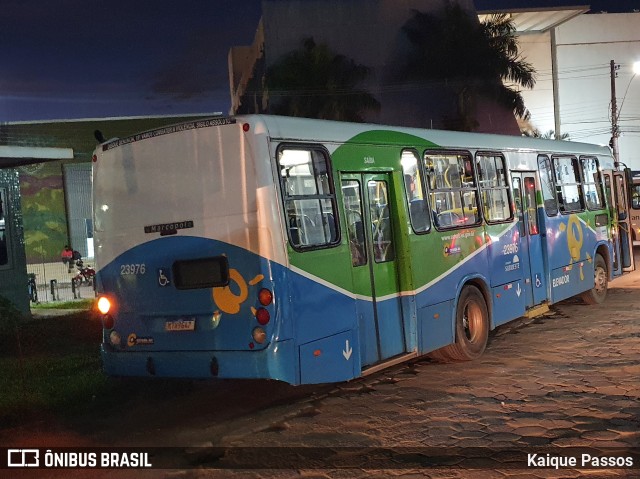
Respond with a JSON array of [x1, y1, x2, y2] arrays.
[[581, 253, 608, 305], [439, 285, 489, 361], [428, 347, 453, 363]]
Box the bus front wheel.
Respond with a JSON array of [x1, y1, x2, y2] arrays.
[[437, 285, 489, 362], [581, 254, 608, 305]]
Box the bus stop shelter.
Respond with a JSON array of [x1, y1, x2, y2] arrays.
[[0, 145, 73, 315]]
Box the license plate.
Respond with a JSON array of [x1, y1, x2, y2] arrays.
[[165, 318, 196, 331]]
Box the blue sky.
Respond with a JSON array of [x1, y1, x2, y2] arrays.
[[1, 0, 638, 123]]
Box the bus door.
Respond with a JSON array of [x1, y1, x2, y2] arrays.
[[603, 170, 634, 276], [511, 172, 546, 307], [340, 173, 406, 368]]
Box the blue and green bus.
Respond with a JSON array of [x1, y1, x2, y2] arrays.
[[92, 115, 634, 384]]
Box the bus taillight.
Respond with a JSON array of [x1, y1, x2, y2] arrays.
[[258, 288, 273, 306], [102, 314, 115, 330], [256, 307, 270, 325]]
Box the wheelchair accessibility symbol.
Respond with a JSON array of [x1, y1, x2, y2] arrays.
[[158, 268, 170, 287], [535, 273, 542, 288]]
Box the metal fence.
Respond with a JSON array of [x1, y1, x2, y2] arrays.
[[26, 260, 95, 304]]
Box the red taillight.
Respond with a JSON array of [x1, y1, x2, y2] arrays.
[[258, 288, 273, 306], [92, 154, 98, 162], [102, 315, 114, 330], [256, 307, 270, 325], [242, 122, 250, 132]]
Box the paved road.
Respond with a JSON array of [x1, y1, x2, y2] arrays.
[[185, 263, 640, 478], [6, 258, 640, 479]]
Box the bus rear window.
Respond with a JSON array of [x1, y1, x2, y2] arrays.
[[172, 256, 229, 290]]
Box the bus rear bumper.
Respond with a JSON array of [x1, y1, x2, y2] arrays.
[[100, 340, 298, 385]]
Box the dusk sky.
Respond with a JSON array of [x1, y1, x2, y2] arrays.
[[2, 0, 638, 123], [1, 0, 262, 122]]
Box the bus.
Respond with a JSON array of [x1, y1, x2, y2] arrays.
[[630, 172, 640, 244], [92, 115, 634, 385]]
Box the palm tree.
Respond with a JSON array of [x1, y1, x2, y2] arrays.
[[402, 3, 535, 131], [540, 130, 571, 140], [266, 38, 380, 122], [521, 127, 571, 140]]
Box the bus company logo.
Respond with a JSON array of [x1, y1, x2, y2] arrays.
[[7, 449, 39, 467], [444, 245, 461, 256], [213, 270, 265, 315], [127, 333, 154, 347]]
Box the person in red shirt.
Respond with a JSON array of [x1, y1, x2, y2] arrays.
[[61, 245, 73, 272]]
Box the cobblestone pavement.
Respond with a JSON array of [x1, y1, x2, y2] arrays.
[[7, 265, 639, 479], [176, 271, 640, 479]]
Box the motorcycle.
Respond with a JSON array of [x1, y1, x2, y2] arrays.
[[72, 259, 96, 288]]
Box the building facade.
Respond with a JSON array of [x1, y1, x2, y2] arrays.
[[478, 6, 640, 169]]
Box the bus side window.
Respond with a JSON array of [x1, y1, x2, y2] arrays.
[[476, 152, 512, 223], [368, 180, 395, 263], [632, 181, 640, 209], [580, 156, 604, 210], [615, 175, 628, 221], [538, 155, 558, 216], [342, 180, 367, 266], [401, 149, 430, 233], [424, 151, 480, 229], [278, 147, 339, 249], [552, 155, 584, 213]]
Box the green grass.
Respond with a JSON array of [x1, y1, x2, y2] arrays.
[[0, 311, 200, 429], [0, 311, 106, 425], [31, 298, 95, 310]]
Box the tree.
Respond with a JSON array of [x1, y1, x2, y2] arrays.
[[521, 128, 571, 140], [540, 130, 571, 140], [402, 3, 535, 131], [266, 38, 380, 122]]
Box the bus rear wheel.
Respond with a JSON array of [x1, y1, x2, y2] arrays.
[[437, 285, 489, 362], [581, 253, 608, 305]]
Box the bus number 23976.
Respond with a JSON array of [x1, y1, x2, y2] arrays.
[[121, 264, 147, 275]]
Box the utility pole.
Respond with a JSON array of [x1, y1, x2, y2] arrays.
[[610, 59, 620, 161], [551, 30, 561, 140]]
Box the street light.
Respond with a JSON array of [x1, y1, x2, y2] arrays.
[[610, 60, 640, 161]]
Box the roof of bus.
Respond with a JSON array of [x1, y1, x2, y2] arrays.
[[97, 114, 613, 159], [243, 114, 613, 158]]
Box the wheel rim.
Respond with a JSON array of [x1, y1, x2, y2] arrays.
[[594, 265, 607, 294], [463, 301, 483, 343]]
